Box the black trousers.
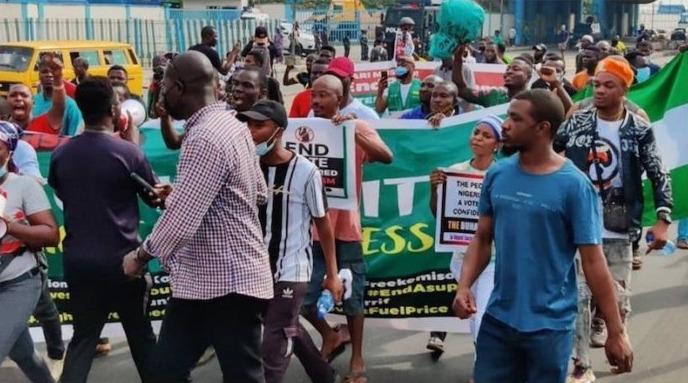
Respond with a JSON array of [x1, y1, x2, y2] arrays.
[[148, 293, 267, 383], [60, 276, 156, 383]]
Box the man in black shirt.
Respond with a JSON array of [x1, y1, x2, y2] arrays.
[[189, 25, 231, 75], [49, 76, 162, 383]]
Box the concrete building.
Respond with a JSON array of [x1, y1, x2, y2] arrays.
[[510, 0, 657, 45]]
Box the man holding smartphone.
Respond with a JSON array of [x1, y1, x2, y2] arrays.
[[49, 76, 165, 382]]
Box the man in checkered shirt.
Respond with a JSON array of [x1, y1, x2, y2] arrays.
[[123, 51, 272, 383]]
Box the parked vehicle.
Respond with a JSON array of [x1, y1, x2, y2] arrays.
[[0, 40, 143, 97], [669, 27, 687, 49]]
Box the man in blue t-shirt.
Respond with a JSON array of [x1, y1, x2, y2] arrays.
[[453, 89, 633, 383]]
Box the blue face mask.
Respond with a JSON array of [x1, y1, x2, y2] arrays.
[[395, 66, 410, 78], [0, 159, 7, 178], [255, 129, 280, 157], [636, 67, 651, 83]]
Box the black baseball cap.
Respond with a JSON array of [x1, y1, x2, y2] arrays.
[[236, 100, 288, 128], [532, 43, 547, 52], [255, 26, 268, 38]]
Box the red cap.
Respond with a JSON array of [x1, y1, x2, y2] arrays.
[[326, 57, 355, 78]]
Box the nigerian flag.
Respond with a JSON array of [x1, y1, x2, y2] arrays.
[[575, 51, 688, 224]]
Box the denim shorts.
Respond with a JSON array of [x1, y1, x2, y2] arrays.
[[303, 240, 366, 316]]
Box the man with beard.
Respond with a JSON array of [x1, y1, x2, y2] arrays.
[[49, 76, 160, 382], [572, 46, 600, 90], [29, 54, 83, 136], [310, 57, 379, 119], [289, 58, 329, 118], [122, 51, 272, 383], [456, 89, 633, 383], [189, 25, 232, 75], [483, 42, 501, 64], [303, 74, 393, 383], [400, 75, 444, 119], [452, 45, 532, 108], [555, 56, 671, 383], [160, 67, 267, 150], [375, 55, 422, 115]]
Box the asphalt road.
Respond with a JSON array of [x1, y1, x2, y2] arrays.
[[2, 225, 687, 383]]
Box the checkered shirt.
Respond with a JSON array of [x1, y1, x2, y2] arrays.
[[143, 104, 273, 300]]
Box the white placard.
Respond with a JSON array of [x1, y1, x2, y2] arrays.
[[434, 170, 485, 253], [284, 118, 357, 211]]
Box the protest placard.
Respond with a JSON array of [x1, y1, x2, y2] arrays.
[[434, 171, 484, 253], [284, 118, 357, 210]]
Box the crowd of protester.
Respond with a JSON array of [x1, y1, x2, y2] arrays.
[[1, 21, 686, 383]]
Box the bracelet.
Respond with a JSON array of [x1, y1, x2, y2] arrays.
[[53, 85, 65, 90]]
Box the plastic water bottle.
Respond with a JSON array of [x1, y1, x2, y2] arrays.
[[316, 269, 354, 318], [646, 233, 677, 256], [316, 290, 334, 318]]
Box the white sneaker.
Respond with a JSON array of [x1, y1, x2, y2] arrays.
[[590, 318, 607, 348], [47, 358, 64, 381], [566, 365, 596, 383]]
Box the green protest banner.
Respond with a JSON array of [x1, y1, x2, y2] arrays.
[[27, 50, 688, 335]]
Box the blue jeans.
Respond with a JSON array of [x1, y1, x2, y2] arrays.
[[0, 271, 56, 383], [474, 314, 574, 383], [678, 219, 688, 241]]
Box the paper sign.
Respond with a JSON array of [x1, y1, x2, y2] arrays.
[[284, 118, 357, 210], [434, 171, 485, 253]]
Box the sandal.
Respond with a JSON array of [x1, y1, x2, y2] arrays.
[[632, 255, 643, 270], [677, 239, 688, 250], [326, 342, 346, 363], [341, 370, 367, 383]]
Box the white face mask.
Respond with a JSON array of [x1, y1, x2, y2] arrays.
[[556, 71, 565, 83], [255, 128, 281, 157]]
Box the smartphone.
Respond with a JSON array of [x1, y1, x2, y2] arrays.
[[130, 172, 157, 195], [381, 70, 388, 81]]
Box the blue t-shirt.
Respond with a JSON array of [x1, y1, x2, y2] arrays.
[[400, 105, 428, 120], [33, 92, 84, 136], [479, 155, 602, 332]]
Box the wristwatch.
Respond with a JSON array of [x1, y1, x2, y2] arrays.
[[135, 247, 152, 265], [657, 211, 672, 225]]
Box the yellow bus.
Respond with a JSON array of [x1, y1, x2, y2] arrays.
[[0, 40, 143, 97]]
